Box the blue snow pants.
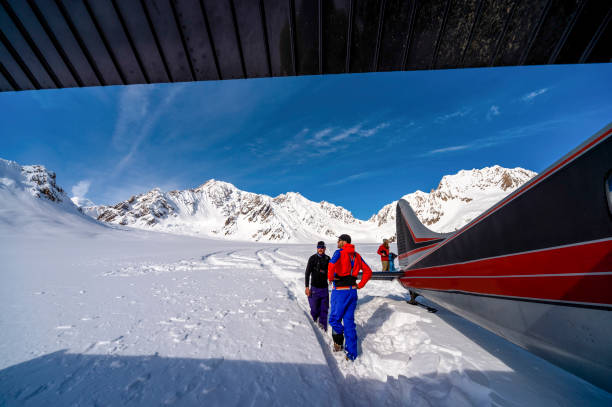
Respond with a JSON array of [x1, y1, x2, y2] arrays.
[[308, 286, 329, 330], [329, 287, 358, 360]]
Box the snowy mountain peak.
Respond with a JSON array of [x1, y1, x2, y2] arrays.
[[195, 179, 237, 193], [90, 178, 375, 242], [436, 165, 534, 194], [370, 166, 536, 236], [272, 191, 306, 204], [0, 158, 73, 206]]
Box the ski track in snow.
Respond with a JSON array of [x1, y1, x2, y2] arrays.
[[1, 244, 610, 406]]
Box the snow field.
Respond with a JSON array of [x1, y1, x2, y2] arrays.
[[1, 219, 610, 406], [0, 232, 343, 406]]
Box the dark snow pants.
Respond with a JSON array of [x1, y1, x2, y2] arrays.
[[329, 287, 358, 360], [308, 286, 329, 330]]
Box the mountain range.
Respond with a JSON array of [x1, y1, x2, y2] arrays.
[[0, 158, 536, 243]]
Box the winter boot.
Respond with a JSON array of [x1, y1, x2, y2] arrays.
[[407, 290, 418, 305], [332, 333, 344, 352]]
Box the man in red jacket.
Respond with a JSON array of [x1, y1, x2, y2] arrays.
[[327, 234, 372, 360], [377, 239, 390, 271]]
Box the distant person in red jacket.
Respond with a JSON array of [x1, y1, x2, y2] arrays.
[[328, 234, 372, 360], [377, 239, 391, 271]]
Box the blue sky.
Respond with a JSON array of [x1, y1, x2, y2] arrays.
[[1, 63, 611, 219]]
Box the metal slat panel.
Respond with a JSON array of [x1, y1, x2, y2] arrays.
[[493, 0, 549, 66], [201, 0, 244, 79], [524, 0, 580, 65], [141, 0, 192, 82], [0, 63, 16, 90], [321, 0, 348, 74], [0, 4, 55, 88], [434, 0, 479, 69], [7, 0, 77, 87], [556, 2, 611, 64], [112, 1, 168, 83], [32, 0, 99, 86], [86, 0, 146, 84], [59, 0, 122, 85], [404, 0, 447, 70], [261, 0, 293, 76], [378, 0, 415, 71], [293, 0, 318, 75], [462, 0, 516, 67], [233, 0, 270, 77], [173, 0, 222, 80], [348, 0, 382, 72], [0, 39, 34, 89], [0, 0, 609, 92], [583, 7, 612, 63]]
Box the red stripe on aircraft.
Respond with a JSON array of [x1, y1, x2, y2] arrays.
[[400, 239, 612, 304], [398, 242, 440, 259], [404, 218, 441, 243], [405, 239, 612, 277], [400, 274, 612, 305]]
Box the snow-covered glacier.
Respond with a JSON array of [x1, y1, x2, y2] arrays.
[[1, 158, 609, 406]]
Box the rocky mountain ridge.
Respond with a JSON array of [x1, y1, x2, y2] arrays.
[[91, 179, 370, 242], [0, 159, 80, 213], [88, 165, 535, 241], [369, 165, 537, 235], [0, 158, 536, 242]]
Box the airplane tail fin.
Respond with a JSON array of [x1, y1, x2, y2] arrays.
[[396, 199, 451, 269]]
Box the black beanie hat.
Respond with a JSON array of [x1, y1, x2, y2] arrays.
[[317, 241, 326, 248], [338, 234, 351, 244]]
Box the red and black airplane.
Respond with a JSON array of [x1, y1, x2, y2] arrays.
[[393, 122, 612, 392]]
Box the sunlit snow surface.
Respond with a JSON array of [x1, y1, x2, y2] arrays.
[[1, 173, 611, 405]]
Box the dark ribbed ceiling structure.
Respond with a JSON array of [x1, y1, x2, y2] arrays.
[[0, 0, 611, 92]]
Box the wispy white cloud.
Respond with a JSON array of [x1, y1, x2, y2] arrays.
[[279, 128, 310, 154], [421, 118, 566, 157], [522, 88, 548, 102], [329, 124, 362, 143], [71, 179, 91, 198], [426, 145, 470, 155], [302, 122, 390, 150], [111, 86, 152, 149], [359, 122, 390, 137], [235, 121, 392, 178], [111, 85, 184, 177], [435, 108, 471, 123], [324, 171, 379, 187], [486, 105, 500, 120], [313, 128, 333, 141]]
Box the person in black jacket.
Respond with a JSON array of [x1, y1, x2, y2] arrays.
[[305, 241, 331, 331]]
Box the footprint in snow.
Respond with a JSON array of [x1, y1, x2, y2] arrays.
[[124, 373, 151, 402], [285, 320, 302, 330]]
